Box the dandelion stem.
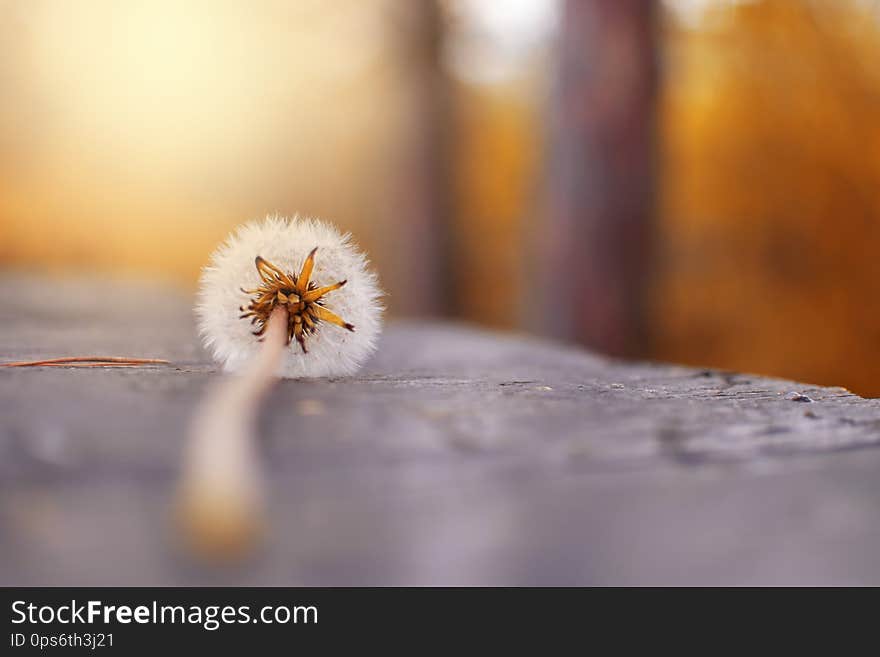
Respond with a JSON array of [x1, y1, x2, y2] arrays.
[[177, 305, 288, 560]]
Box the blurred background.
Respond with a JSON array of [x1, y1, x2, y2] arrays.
[[1, 0, 879, 395]]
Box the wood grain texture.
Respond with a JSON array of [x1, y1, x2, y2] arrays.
[[1, 274, 880, 585]]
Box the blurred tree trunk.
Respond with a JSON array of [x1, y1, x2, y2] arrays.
[[539, 0, 658, 357], [394, 0, 453, 316]]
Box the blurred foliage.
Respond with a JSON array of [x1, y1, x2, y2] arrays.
[[656, 0, 880, 395], [451, 81, 542, 329]]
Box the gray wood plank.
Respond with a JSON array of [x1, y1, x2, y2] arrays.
[[2, 274, 880, 585]]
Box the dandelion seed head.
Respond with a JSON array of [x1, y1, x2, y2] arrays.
[[196, 215, 383, 378]]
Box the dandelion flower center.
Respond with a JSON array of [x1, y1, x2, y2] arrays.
[[238, 249, 354, 353]]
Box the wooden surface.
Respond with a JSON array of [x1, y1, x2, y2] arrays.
[[2, 274, 880, 585]]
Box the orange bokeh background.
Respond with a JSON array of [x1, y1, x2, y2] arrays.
[[2, 0, 880, 395]]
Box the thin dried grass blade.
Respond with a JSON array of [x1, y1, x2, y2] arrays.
[[0, 356, 170, 368]]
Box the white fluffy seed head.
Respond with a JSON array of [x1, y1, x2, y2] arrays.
[[196, 215, 383, 378]]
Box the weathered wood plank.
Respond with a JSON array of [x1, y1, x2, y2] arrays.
[[1, 274, 880, 585]]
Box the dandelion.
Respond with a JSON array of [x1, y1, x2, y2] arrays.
[[179, 215, 383, 559], [196, 215, 383, 378]]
